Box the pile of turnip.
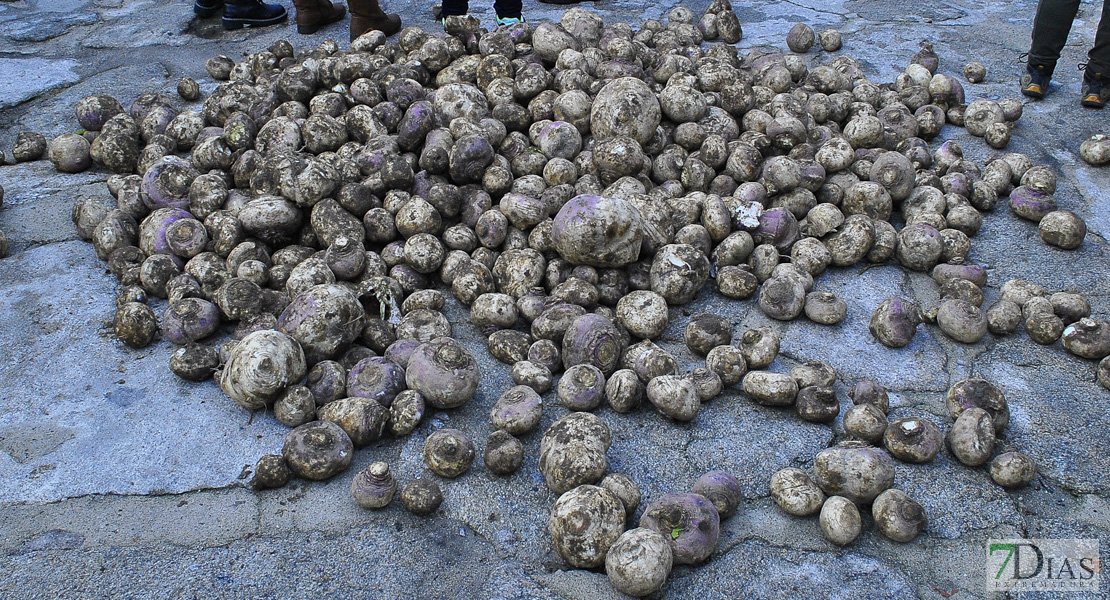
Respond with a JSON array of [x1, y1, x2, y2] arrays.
[[12, 0, 1109, 594], [770, 375, 1035, 547]]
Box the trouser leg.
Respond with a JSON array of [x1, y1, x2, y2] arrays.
[[1087, 0, 1110, 74], [1029, 0, 1082, 74], [440, 0, 469, 17], [493, 0, 522, 18]]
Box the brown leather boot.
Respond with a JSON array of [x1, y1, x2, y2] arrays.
[[293, 0, 346, 34], [349, 0, 401, 41]]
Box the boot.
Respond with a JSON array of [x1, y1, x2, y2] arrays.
[[223, 0, 288, 29], [293, 0, 346, 35], [194, 0, 225, 18], [349, 0, 402, 41], [1081, 66, 1110, 109]]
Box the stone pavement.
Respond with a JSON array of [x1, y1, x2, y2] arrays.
[[0, 0, 1107, 598]]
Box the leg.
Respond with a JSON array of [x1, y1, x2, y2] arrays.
[[1087, 0, 1110, 74], [1029, 0, 1082, 73], [440, 0, 469, 17], [292, 0, 346, 35], [493, 0, 522, 19], [349, 0, 401, 40]]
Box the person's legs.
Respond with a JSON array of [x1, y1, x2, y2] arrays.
[[1023, 0, 1081, 98], [1028, 0, 1082, 73]]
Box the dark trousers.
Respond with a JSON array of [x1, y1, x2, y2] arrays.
[[1030, 0, 1110, 75], [440, 0, 522, 18]]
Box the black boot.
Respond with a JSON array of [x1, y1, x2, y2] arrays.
[[223, 0, 288, 30], [194, 0, 225, 18]]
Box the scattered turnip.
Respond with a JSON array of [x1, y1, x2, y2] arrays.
[[639, 492, 720, 565], [945, 378, 1009, 433], [820, 496, 861, 545], [872, 488, 926, 542], [558, 363, 607, 411], [273, 385, 316, 428], [1080, 133, 1110, 165], [869, 297, 923, 348], [684, 313, 732, 356], [169, 343, 220, 381], [484, 430, 524, 475], [964, 62, 986, 83], [770, 467, 825, 516], [947, 407, 995, 466], [1050, 292, 1091, 324], [13, 132, 48, 162], [550, 485, 626, 569], [512, 359, 554, 393], [317, 396, 388, 447], [605, 528, 673, 597], [1038, 210, 1087, 249], [539, 412, 611, 493], [219, 329, 306, 410], [282, 420, 353, 481], [1060, 318, 1110, 359], [400, 479, 443, 516], [818, 29, 842, 52], [813, 441, 896, 504], [114, 302, 158, 348], [48, 133, 91, 173], [884, 417, 943, 463], [351, 461, 397, 509], [562, 313, 624, 375], [424, 428, 476, 478], [691, 471, 741, 518], [990, 451, 1037, 488], [389, 390, 425, 436], [842, 404, 888, 443], [786, 23, 815, 53], [405, 337, 480, 409]]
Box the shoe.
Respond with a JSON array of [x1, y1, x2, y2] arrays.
[[222, 0, 288, 29], [1021, 63, 1051, 99], [194, 0, 224, 17], [496, 15, 525, 26], [349, 0, 402, 41], [293, 0, 346, 34], [1081, 68, 1110, 108]]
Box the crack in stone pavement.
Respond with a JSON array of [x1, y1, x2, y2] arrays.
[[2, 482, 248, 508], [777, 0, 853, 18]]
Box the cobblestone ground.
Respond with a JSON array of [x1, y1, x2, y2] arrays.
[[0, 0, 1107, 598]]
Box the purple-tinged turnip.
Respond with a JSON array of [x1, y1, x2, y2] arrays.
[[639, 492, 720, 565]]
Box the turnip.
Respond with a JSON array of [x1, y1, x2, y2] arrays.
[[405, 337, 480, 409], [220, 329, 307, 410], [638, 492, 720, 565]]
